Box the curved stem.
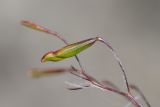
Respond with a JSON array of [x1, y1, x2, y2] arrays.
[[96, 37, 130, 93]]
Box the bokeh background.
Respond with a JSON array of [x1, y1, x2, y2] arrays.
[[0, 0, 160, 107]]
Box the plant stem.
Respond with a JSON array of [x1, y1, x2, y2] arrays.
[[97, 37, 131, 93]]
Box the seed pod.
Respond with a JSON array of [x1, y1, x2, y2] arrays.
[[41, 38, 98, 62]]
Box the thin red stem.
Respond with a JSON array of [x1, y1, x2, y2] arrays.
[[96, 37, 131, 93]]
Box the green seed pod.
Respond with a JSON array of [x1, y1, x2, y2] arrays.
[[41, 38, 98, 62]]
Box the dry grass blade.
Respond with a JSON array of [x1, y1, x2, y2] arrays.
[[28, 67, 73, 78]]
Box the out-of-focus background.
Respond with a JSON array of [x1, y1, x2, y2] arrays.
[[0, 0, 159, 107]]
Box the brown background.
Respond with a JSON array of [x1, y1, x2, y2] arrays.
[[0, 0, 159, 107]]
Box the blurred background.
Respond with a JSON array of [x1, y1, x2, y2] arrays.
[[0, 0, 160, 107]]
